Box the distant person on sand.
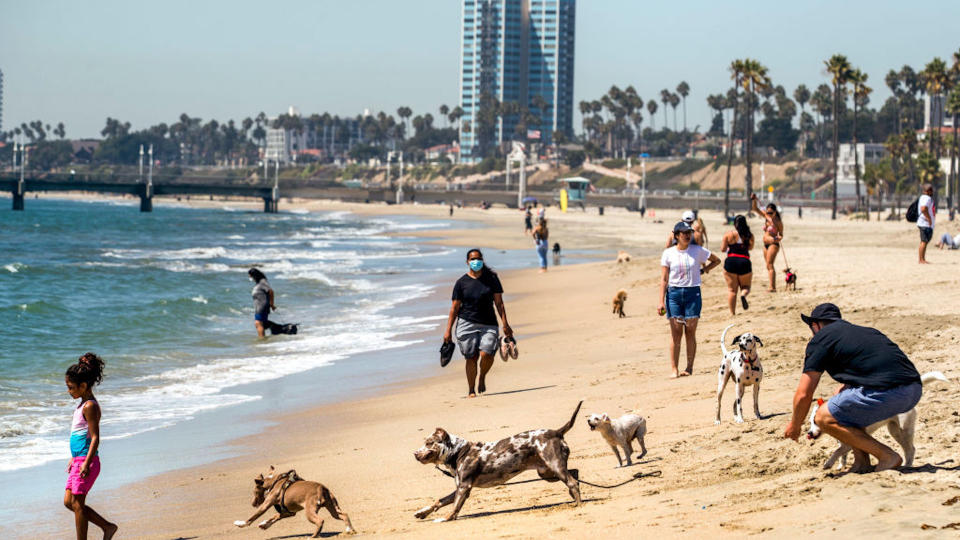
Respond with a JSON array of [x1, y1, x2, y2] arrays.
[[524, 207, 533, 234], [249, 268, 276, 338], [64, 353, 118, 540], [917, 183, 935, 264], [721, 215, 754, 315], [658, 221, 720, 378], [936, 228, 960, 249], [533, 218, 550, 272], [751, 194, 783, 291], [443, 249, 513, 397], [784, 303, 922, 472], [664, 210, 704, 247]]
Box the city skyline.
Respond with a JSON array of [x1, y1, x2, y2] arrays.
[[1, 0, 958, 140]]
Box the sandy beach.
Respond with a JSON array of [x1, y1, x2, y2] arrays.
[[31, 198, 960, 538]]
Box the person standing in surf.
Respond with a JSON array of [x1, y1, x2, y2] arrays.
[[443, 249, 513, 397], [64, 352, 118, 540], [249, 268, 276, 338]]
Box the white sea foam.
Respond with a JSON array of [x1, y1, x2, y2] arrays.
[[3, 263, 24, 273], [191, 295, 208, 304]]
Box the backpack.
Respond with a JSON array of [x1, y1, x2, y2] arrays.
[[906, 199, 919, 223]]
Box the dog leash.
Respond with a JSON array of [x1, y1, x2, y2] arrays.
[[779, 241, 791, 269], [577, 470, 662, 489], [434, 466, 661, 489]]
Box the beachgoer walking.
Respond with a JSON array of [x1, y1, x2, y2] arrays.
[[664, 210, 704, 247], [917, 183, 935, 264], [693, 215, 708, 248], [750, 194, 783, 292], [534, 219, 549, 272], [784, 303, 922, 472], [721, 215, 754, 315], [64, 353, 118, 540], [249, 268, 275, 338], [658, 221, 720, 378], [524, 207, 533, 234], [443, 249, 513, 397]]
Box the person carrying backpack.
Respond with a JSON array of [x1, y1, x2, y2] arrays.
[[916, 184, 935, 264]]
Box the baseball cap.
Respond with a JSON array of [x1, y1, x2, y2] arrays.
[[681, 210, 695, 223], [800, 303, 843, 325], [673, 221, 694, 233]]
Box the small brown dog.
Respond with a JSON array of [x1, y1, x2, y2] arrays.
[[612, 289, 627, 318], [234, 466, 355, 537]]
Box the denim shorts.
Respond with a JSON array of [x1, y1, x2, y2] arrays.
[[665, 286, 702, 320], [919, 227, 933, 243], [828, 382, 922, 428], [455, 318, 499, 359]]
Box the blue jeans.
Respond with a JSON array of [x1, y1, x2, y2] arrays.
[[536, 243, 548, 268], [665, 286, 702, 320]]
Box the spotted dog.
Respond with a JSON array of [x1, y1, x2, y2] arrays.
[[412, 401, 583, 522], [715, 324, 764, 424]]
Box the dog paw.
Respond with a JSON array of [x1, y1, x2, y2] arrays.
[[714, 420, 721, 425], [433, 517, 447, 523], [258, 519, 270, 529], [734, 418, 744, 424], [233, 520, 247, 527]]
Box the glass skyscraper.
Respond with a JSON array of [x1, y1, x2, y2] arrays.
[[459, 0, 575, 162]]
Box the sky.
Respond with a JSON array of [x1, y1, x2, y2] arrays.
[[1, 0, 958, 139]]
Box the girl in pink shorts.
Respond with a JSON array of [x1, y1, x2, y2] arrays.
[[64, 353, 117, 539]]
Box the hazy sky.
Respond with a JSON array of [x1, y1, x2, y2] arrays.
[[1, 0, 958, 139]]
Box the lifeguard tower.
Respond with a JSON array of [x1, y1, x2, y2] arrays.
[[558, 177, 590, 211]]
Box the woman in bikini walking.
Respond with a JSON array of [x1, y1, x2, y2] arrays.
[[751, 194, 783, 292], [721, 215, 754, 315]]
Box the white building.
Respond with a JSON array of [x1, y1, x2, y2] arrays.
[[264, 106, 313, 164], [834, 143, 886, 197]]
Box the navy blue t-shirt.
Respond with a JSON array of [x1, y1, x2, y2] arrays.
[[803, 320, 920, 390], [452, 270, 503, 326]]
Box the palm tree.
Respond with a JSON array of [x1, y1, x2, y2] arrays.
[[885, 70, 903, 135], [660, 89, 671, 129], [439, 104, 450, 127], [647, 100, 658, 130], [724, 59, 745, 217], [825, 54, 852, 219], [946, 87, 960, 213], [396, 106, 413, 138], [922, 58, 950, 156], [742, 58, 770, 203], [793, 84, 810, 155], [579, 100, 592, 139], [669, 93, 680, 132], [849, 68, 871, 210], [676, 81, 690, 132], [899, 65, 920, 129]]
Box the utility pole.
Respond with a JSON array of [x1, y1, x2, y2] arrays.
[[640, 158, 647, 211], [139, 144, 144, 183], [396, 151, 405, 204]]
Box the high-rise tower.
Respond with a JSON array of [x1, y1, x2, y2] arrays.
[[458, 0, 575, 162]]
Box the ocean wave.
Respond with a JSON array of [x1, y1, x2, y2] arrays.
[[103, 246, 229, 260], [3, 263, 26, 273]]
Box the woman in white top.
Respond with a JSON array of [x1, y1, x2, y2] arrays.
[[658, 221, 720, 378]]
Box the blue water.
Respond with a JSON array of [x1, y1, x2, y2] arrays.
[[0, 198, 478, 474]]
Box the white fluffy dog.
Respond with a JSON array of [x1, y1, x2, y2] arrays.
[[585, 412, 647, 467]]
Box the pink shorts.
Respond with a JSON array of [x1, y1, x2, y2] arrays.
[[65, 455, 100, 495]]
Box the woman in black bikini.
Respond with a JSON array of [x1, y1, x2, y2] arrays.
[[751, 194, 783, 292], [721, 215, 754, 315]]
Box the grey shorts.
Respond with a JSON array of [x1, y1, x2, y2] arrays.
[[455, 319, 499, 359], [827, 382, 922, 428]]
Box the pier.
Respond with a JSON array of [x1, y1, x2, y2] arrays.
[[0, 172, 280, 213]]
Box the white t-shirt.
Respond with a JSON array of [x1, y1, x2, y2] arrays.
[[661, 244, 712, 287], [917, 194, 935, 229]]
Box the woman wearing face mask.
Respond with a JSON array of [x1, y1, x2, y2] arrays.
[[443, 249, 513, 397]]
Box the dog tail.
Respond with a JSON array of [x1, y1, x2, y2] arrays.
[[720, 323, 735, 356], [557, 400, 584, 436], [920, 371, 949, 385]]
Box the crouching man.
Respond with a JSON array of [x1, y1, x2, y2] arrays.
[[783, 303, 922, 472]]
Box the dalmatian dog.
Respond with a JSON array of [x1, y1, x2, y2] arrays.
[[412, 401, 583, 522], [715, 324, 764, 424]]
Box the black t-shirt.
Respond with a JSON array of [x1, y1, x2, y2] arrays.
[[452, 271, 503, 326], [803, 320, 921, 390]]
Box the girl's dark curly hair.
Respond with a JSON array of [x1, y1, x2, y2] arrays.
[[248, 268, 267, 283], [733, 214, 752, 243], [66, 352, 105, 387]]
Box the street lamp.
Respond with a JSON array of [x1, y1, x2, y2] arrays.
[[640, 157, 647, 211], [139, 144, 144, 183]]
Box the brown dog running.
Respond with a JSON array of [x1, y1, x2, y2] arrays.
[[612, 289, 627, 318], [413, 401, 583, 522], [233, 466, 355, 537]]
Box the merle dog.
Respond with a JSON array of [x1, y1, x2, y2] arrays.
[[413, 401, 583, 522]]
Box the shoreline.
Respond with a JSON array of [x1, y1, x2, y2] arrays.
[[15, 195, 960, 538]]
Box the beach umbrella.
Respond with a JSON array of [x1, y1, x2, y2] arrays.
[[522, 196, 538, 203]]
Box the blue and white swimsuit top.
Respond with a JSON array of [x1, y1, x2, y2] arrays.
[[69, 399, 97, 458]]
